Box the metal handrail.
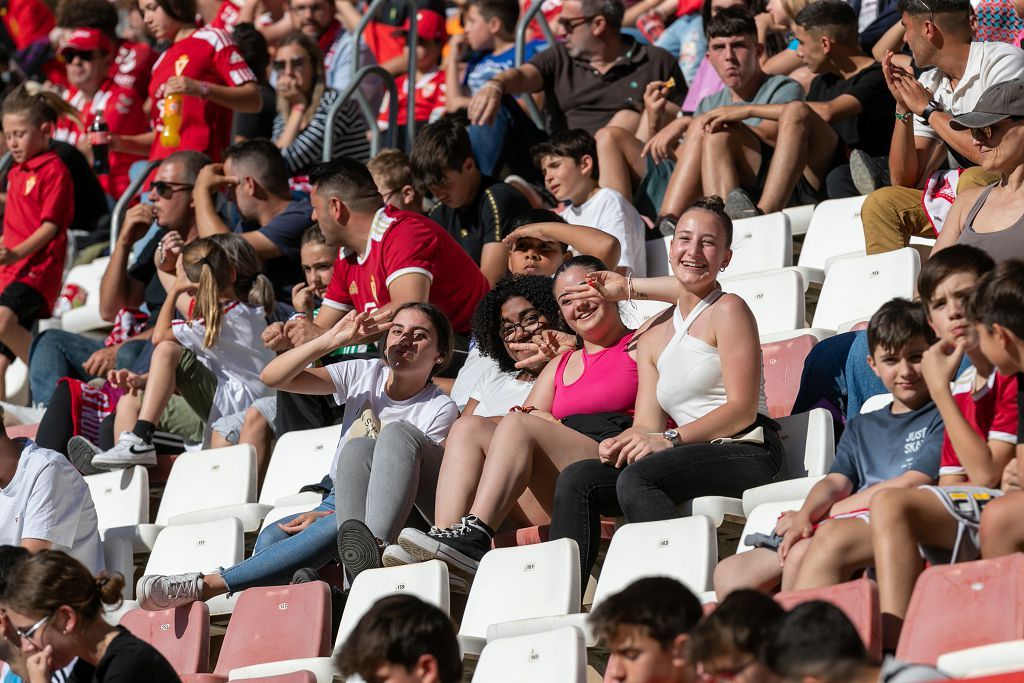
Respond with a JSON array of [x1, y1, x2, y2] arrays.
[[110, 159, 161, 246], [515, 0, 556, 129], [350, 0, 417, 152], [323, 67, 399, 161]]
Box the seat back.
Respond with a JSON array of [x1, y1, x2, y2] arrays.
[[737, 499, 805, 554], [459, 539, 581, 641], [258, 425, 344, 506], [119, 601, 210, 675], [86, 466, 150, 533], [336, 560, 451, 650], [797, 196, 867, 271], [102, 537, 134, 599], [645, 237, 670, 277], [775, 408, 835, 479], [145, 518, 244, 576], [724, 269, 804, 335], [472, 626, 586, 683], [775, 577, 881, 661], [860, 393, 894, 414], [812, 248, 920, 331], [897, 554, 1024, 665], [762, 335, 817, 418], [722, 212, 793, 279], [154, 445, 257, 526], [593, 517, 717, 607], [215, 581, 332, 674]]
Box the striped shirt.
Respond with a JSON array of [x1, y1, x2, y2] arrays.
[[272, 88, 371, 177]]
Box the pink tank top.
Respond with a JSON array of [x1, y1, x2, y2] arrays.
[[550, 331, 638, 420]]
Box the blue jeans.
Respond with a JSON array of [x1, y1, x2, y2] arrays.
[[468, 96, 548, 184], [28, 331, 149, 406], [219, 491, 338, 594], [655, 14, 706, 85]]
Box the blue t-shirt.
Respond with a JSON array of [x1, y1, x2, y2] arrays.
[[465, 40, 545, 94], [235, 197, 313, 302], [828, 400, 944, 492]]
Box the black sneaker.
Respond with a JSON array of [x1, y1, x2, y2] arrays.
[[849, 150, 890, 196], [398, 515, 492, 576], [67, 436, 104, 476], [337, 519, 384, 584], [725, 188, 760, 220], [291, 567, 320, 584]]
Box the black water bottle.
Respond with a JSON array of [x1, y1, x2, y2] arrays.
[[89, 112, 110, 176]]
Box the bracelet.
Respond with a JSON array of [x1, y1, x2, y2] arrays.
[[894, 111, 913, 123], [626, 273, 637, 310], [482, 80, 504, 95], [198, 81, 210, 99]]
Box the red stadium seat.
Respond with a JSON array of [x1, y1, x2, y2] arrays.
[[120, 601, 210, 675], [762, 334, 817, 418], [230, 674, 317, 683], [179, 581, 332, 683], [492, 520, 617, 548], [774, 578, 881, 661], [897, 554, 1024, 666]]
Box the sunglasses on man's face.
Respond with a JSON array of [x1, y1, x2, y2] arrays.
[[272, 56, 308, 72], [149, 181, 194, 199], [62, 49, 97, 63]]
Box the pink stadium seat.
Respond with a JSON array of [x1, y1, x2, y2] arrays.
[[774, 578, 881, 661], [762, 334, 817, 418], [120, 601, 210, 675], [492, 520, 617, 548], [5, 424, 38, 440], [897, 554, 1024, 666], [179, 582, 332, 683], [231, 674, 317, 683]]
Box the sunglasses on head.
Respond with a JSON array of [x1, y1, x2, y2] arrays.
[[61, 49, 97, 63], [272, 56, 308, 72], [149, 181, 194, 199]]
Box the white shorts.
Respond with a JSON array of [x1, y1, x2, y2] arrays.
[[919, 485, 1002, 565]]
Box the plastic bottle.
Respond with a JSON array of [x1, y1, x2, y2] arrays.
[[160, 93, 183, 148], [89, 112, 110, 175]]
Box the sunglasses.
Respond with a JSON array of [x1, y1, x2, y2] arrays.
[[61, 49, 97, 63], [13, 613, 51, 644], [272, 56, 308, 72], [149, 181, 194, 199], [557, 14, 597, 32]]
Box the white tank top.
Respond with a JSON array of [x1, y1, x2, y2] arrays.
[[655, 288, 769, 429]]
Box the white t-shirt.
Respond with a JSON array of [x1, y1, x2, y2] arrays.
[[469, 365, 535, 418], [172, 301, 276, 424], [450, 344, 493, 410], [0, 440, 103, 572], [562, 187, 647, 277], [326, 359, 460, 475]]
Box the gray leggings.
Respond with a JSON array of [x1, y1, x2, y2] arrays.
[[333, 420, 445, 544]]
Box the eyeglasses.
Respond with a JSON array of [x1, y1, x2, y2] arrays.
[[272, 56, 308, 72], [499, 313, 544, 341], [696, 659, 756, 683], [290, 2, 326, 14], [557, 14, 597, 32], [61, 49, 97, 63], [148, 181, 194, 199], [13, 613, 51, 645]]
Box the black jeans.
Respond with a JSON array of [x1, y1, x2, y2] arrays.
[[548, 418, 785, 593]]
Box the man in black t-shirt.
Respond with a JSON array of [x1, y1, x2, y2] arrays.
[[410, 117, 531, 286], [700, 0, 895, 218]]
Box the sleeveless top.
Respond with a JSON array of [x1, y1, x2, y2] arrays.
[[655, 288, 769, 428], [956, 183, 1024, 264], [550, 331, 638, 421]]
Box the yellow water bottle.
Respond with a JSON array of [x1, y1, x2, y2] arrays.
[[160, 92, 183, 148]]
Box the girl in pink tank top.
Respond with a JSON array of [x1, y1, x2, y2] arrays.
[[551, 330, 638, 420]]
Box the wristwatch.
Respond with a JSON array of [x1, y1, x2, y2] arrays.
[[921, 99, 944, 122], [663, 429, 684, 447]]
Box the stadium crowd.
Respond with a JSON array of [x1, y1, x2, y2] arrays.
[[0, 0, 1020, 678]]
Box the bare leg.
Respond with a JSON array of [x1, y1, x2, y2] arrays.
[[980, 491, 1024, 557], [595, 125, 647, 200], [200, 572, 227, 599], [0, 355, 10, 401], [757, 101, 839, 214], [0, 306, 32, 364], [701, 122, 764, 200], [779, 537, 812, 591], [469, 412, 600, 529], [434, 415, 497, 527], [607, 109, 641, 132], [239, 406, 275, 489], [210, 431, 232, 448], [714, 548, 783, 597], [659, 120, 708, 219], [113, 393, 141, 436], [793, 518, 875, 589], [137, 341, 181, 425]]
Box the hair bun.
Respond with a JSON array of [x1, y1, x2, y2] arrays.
[[95, 572, 126, 607]]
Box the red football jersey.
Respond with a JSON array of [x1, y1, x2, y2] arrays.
[[378, 69, 446, 129], [322, 206, 490, 334], [1, 151, 73, 307], [940, 367, 1019, 480], [112, 41, 157, 100], [54, 82, 149, 198], [148, 27, 256, 162]]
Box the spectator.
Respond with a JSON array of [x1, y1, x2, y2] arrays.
[[410, 117, 531, 286], [231, 23, 278, 142], [546, 199, 784, 592], [465, 0, 686, 180], [90, 238, 275, 469], [52, 28, 149, 200], [689, 589, 785, 682], [1, 551, 180, 683], [713, 299, 942, 598], [193, 138, 314, 303], [281, 0, 379, 95], [502, 209, 622, 275], [368, 149, 424, 213], [870, 245, 1011, 650], [588, 577, 703, 683], [533, 129, 646, 276], [0, 411, 102, 572], [117, 0, 260, 163], [711, 0, 895, 218], [271, 32, 371, 179], [0, 87, 75, 395], [931, 80, 1024, 263], [337, 595, 462, 683], [859, 0, 1024, 255], [377, 10, 448, 135]]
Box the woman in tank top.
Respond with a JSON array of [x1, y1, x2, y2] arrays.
[[394, 255, 650, 576], [549, 196, 786, 589], [932, 91, 1024, 263]]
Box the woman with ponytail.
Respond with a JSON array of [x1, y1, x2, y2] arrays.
[[90, 237, 276, 470], [0, 550, 180, 682]]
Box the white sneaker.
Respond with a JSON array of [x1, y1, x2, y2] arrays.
[[136, 572, 204, 611], [91, 431, 156, 470], [382, 543, 417, 568]]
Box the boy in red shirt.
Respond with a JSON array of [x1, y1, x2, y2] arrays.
[[0, 86, 74, 377], [377, 10, 447, 133]]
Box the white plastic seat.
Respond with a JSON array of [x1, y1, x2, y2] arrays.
[[860, 393, 894, 414], [60, 257, 113, 334], [795, 196, 868, 284], [85, 466, 149, 538], [782, 204, 815, 236], [936, 640, 1024, 677], [724, 269, 805, 335], [473, 626, 586, 683], [645, 237, 670, 277], [720, 212, 793, 279], [742, 476, 825, 517], [736, 499, 807, 554], [102, 536, 135, 599], [812, 248, 920, 332], [3, 359, 29, 407]]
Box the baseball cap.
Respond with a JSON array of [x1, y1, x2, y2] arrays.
[[396, 9, 447, 42], [58, 28, 114, 57], [950, 78, 1024, 130]]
